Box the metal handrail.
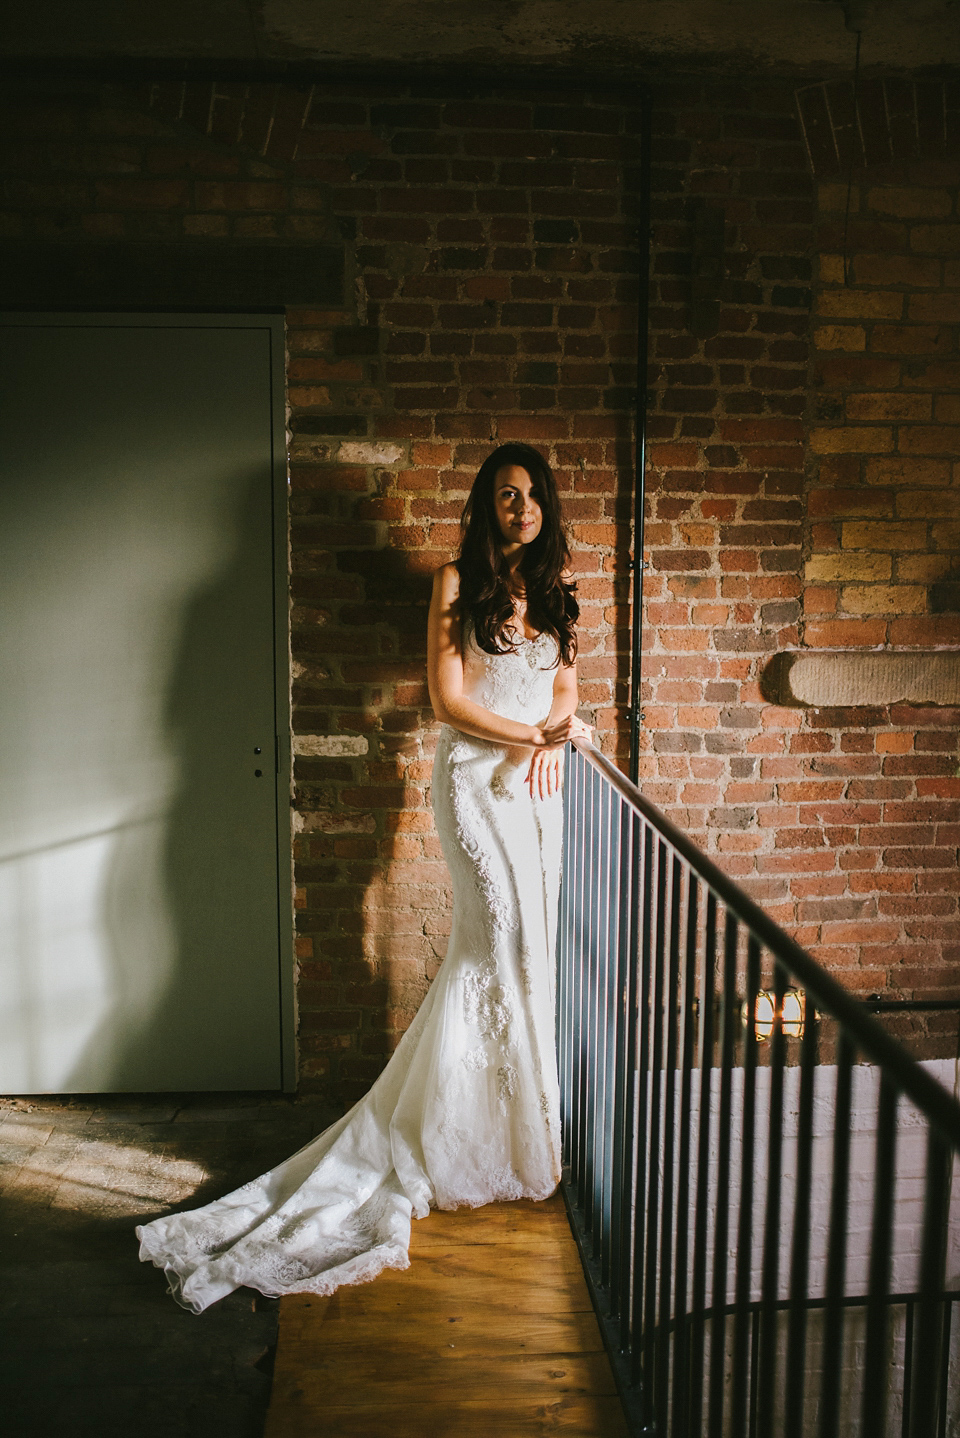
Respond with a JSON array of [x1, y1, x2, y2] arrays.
[[559, 737, 960, 1438], [572, 737, 960, 1152]]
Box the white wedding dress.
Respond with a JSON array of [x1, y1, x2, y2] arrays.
[[136, 627, 564, 1312]]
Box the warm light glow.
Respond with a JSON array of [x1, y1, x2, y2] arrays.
[[752, 990, 776, 1042], [781, 988, 805, 1039], [744, 987, 805, 1042]]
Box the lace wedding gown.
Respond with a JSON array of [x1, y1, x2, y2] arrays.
[[136, 628, 564, 1312]]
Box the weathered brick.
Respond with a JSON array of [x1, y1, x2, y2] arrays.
[[853, 253, 941, 287], [868, 186, 952, 219], [845, 392, 932, 421], [817, 289, 904, 319], [810, 426, 894, 453], [814, 324, 866, 351], [841, 584, 926, 614]]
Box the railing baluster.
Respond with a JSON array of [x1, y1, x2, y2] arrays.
[[936, 1300, 951, 1438], [749, 1305, 761, 1438], [689, 890, 717, 1438], [819, 1030, 853, 1438], [615, 805, 640, 1355], [593, 771, 612, 1251], [671, 874, 699, 1436], [909, 1127, 950, 1438], [644, 838, 668, 1426], [631, 818, 655, 1395], [902, 1300, 914, 1438], [581, 760, 598, 1224], [732, 934, 761, 1437], [861, 1071, 899, 1438], [757, 963, 787, 1436], [655, 856, 683, 1431], [557, 745, 575, 1165], [601, 781, 618, 1267], [708, 910, 739, 1438], [568, 747, 585, 1187], [784, 988, 817, 1438]]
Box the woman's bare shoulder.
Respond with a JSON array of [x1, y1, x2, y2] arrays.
[[433, 560, 461, 600]]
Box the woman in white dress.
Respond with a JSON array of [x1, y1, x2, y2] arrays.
[[136, 441, 591, 1313]]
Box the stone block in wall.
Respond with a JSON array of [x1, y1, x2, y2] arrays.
[[762, 651, 960, 708]]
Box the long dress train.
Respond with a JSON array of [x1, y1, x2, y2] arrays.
[[136, 629, 563, 1313]]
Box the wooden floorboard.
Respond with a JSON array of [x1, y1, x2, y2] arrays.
[[264, 1193, 630, 1438]]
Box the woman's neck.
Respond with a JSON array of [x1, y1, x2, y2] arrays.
[[502, 552, 525, 593]]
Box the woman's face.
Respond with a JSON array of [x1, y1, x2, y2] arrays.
[[492, 464, 543, 551]]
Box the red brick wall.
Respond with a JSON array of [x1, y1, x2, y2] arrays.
[[640, 111, 960, 1027], [800, 163, 960, 1023], [1, 76, 957, 1096]]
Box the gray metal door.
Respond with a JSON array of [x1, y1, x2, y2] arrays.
[[0, 315, 293, 1093]]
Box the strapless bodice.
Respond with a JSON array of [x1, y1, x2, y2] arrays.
[[461, 627, 559, 726]]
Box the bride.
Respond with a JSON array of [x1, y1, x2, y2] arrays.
[[136, 441, 591, 1313]]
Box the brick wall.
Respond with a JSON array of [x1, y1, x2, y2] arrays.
[[799, 163, 960, 1043], [809, 165, 960, 642], [640, 110, 959, 1038], [1, 75, 957, 1096]]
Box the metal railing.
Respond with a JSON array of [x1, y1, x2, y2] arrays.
[[557, 739, 960, 1438]]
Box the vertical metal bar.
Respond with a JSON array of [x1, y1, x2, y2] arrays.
[[567, 748, 584, 1184], [671, 874, 700, 1436], [600, 789, 622, 1288], [910, 1128, 950, 1438], [819, 1031, 853, 1438], [598, 780, 616, 1266], [655, 854, 683, 1433], [861, 1070, 899, 1438], [583, 759, 600, 1231], [689, 891, 717, 1437], [902, 1301, 914, 1438], [578, 761, 597, 1217], [642, 838, 668, 1419], [732, 935, 761, 1437], [630, 818, 655, 1392], [936, 1301, 951, 1438], [614, 804, 639, 1348], [619, 806, 640, 1362], [784, 991, 817, 1438], [708, 911, 739, 1438], [590, 775, 606, 1256], [563, 753, 577, 1167], [749, 1306, 761, 1438], [757, 963, 787, 1437], [557, 746, 575, 1165]]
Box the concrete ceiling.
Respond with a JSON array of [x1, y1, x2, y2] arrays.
[[1, 0, 958, 75]]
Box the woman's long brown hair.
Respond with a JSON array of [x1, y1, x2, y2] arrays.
[[455, 442, 579, 667]]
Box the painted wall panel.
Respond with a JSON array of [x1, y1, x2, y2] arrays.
[[0, 317, 289, 1092]]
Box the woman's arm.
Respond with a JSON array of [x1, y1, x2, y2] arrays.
[[542, 659, 581, 740], [526, 658, 593, 798], [427, 562, 550, 748]]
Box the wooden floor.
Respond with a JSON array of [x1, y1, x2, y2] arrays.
[[264, 1194, 629, 1437]]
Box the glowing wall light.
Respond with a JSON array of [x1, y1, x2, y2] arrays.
[[743, 987, 805, 1042]]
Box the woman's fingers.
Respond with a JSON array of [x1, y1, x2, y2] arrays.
[[527, 745, 564, 798], [551, 751, 562, 795], [541, 714, 593, 747]]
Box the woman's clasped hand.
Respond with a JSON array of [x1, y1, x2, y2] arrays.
[[526, 713, 593, 798]]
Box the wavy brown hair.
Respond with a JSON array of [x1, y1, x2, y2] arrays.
[[455, 442, 579, 667]]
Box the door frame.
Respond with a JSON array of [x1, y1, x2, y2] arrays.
[[0, 311, 296, 1091]]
